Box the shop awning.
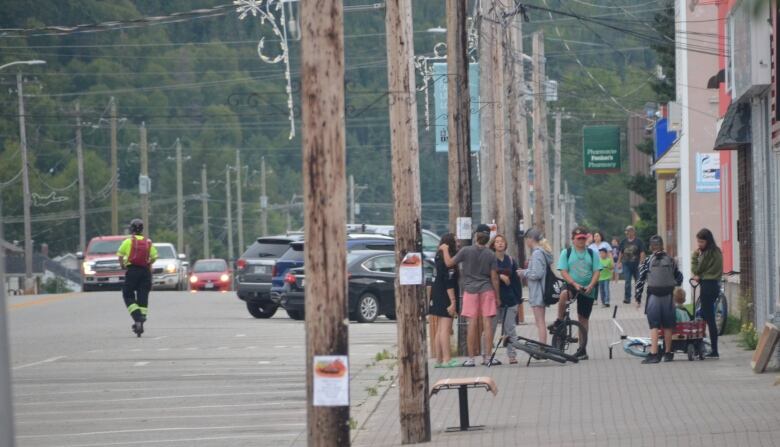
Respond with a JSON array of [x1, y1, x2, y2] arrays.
[[652, 138, 680, 175], [714, 99, 751, 151]]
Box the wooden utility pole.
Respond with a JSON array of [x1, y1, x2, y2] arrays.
[[0, 209, 14, 446], [201, 165, 210, 259], [447, 0, 473, 356], [110, 97, 118, 235], [553, 111, 562, 254], [490, 3, 508, 243], [175, 139, 184, 254], [300, 0, 350, 445], [17, 71, 33, 292], [75, 101, 87, 252], [478, 0, 496, 223], [561, 181, 569, 249], [225, 166, 234, 262], [348, 174, 355, 224], [139, 122, 149, 238], [260, 156, 268, 236], [235, 150, 244, 254], [532, 32, 550, 238], [386, 0, 431, 443], [508, 15, 529, 262]]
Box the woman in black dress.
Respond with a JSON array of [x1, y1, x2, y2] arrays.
[[431, 233, 459, 368]]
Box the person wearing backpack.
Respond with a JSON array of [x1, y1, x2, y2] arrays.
[[634, 235, 683, 364], [117, 219, 158, 337], [549, 226, 601, 360], [517, 228, 553, 345]]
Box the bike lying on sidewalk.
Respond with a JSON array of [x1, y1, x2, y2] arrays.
[[608, 306, 711, 360], [505, 334, 580, 366]]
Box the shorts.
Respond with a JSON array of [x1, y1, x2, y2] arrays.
[[565, 285, 595, 319], [461, 290, 497, 318], [646, 294, 675, 329]]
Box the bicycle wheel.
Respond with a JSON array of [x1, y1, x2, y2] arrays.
[[623, 340, 651, 358], [551, 320, 587, 355], [513, 342, 568, 364], [715, 293, 728, 336], [514, 336, 579, 363]]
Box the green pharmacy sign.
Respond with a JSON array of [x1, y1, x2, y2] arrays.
[[583, 125, 621, 174]]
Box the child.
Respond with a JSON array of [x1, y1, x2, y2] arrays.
[[598, 248, 614, 308], [674, 287, 690, 322], [611, 238, 621, 281]]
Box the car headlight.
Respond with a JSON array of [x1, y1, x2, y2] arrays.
[[190, 275, 198, 283], [83, 262, 95, 275], [220, 274, 230, 282], [165, 263, 177, 274]]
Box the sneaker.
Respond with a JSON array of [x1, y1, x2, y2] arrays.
[[509, 358, 518, 365], [486, 358, 502, 366], [575, 350, 589, 361], [462, 358, 476, 367], [642, 353, 661, 364], [601, 304, 610, 308], [441, 359, 460, 368], [623, 299, 631, 304], [663, 353, 674, 362], [704, 352, 720, 359]]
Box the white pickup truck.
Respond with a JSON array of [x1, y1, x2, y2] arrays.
[[151, 243, 188, 291]]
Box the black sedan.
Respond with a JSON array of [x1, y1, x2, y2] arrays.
[[279, 250, 435, 323]]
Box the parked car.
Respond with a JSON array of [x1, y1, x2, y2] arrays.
[[236, 234, 304, 319], [189, 259, 232, 292], [268, 234, 396, 311], [151, 243, 188, 290], [78, 235, 127, 291], [279, 250, 435, 322], [346, 224, 440, 259]]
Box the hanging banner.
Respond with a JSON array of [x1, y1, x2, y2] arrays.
[[583, 125, 621, 174], [434, 62, 480, 153], [696, 153, 720, 193]]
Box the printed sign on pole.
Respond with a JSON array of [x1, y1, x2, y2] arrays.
[[399, 252, 424, 285], [313, 356, 349, 407], [456, 217, 472, 240]]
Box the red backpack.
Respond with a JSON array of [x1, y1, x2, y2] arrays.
[[127, 237, 152, 267]]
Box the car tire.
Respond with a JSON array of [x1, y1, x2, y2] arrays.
[[355, 293, 380, 323], [246, 302, 278, 319], [385, 311, 396, 320], [286, 309, 305, 320]]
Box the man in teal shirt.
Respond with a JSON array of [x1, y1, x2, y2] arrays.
[[550, 226, 601, 360]]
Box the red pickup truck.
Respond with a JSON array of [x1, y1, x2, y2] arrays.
[[77, 235, 127, 292]]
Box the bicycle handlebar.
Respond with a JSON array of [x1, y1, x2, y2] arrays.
[[688, 278, 700, 288]]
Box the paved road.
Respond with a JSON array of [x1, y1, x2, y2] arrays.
[[7, 290, 398, 447]]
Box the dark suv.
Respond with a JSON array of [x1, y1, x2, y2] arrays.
[[236, 234, 303, 318]]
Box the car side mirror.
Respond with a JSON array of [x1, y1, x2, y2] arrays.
[[76, 251, 84, 260], [178, 253, 186, 260]]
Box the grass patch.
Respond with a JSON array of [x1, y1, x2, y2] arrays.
[[723, 315, 741, 335], [365, 386, 378, 397], [374, 349, 395, 362], [348, 418, 358, 430], [737, 322, 759, 350], [377, 375, 386, 383]]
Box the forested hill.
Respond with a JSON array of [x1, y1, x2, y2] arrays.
[[0, 1, 664, 258]]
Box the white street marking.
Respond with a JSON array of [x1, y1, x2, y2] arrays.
[[12, 356, 65, 370], [133, 362, 149, 367]]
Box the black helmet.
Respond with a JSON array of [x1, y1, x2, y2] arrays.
[[129, 218, 144, 234]]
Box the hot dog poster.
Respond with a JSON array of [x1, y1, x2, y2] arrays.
[[399, 252, 424, 285], [313, 355, 349, 406]]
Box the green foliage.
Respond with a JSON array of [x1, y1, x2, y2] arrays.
[[650, 1, 676, 103], [738, 322, 759, 351], [41, 277, 74, 294]]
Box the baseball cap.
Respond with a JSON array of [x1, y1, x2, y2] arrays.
[[571, 226, 589, 240], [625, 225, 636, 232], [524, 228, 543, 242], [475, 223, 491, 234]]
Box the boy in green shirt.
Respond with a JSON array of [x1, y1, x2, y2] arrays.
[[598, 248, 613, 308]]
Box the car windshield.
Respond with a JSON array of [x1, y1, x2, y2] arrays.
[[279, 244, 304, 262], [88, 240, 122, 255], [243, 240, 291, 258], [193, 260, 227, 272], [155, 246, 176, 259]]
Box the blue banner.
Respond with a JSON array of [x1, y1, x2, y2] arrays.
[[654, 118, 678, 160], [433, 62, 480, 153]]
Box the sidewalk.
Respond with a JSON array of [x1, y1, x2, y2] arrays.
[[353, 287, 780, 446]]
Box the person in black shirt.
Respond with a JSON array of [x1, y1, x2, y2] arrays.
[[430, 233, 459, 368], [490, 234, 522, 365], [617, 225, 646, 304]]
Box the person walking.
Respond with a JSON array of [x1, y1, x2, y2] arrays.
[[635, 235, 683, 364], [491, 234, 522, 365], [517, 228, 553, 345], [440, 224, 500, 367], [588, 231, 611, 303], [117, 219, 158, 337], [691, 228, 723, 359], [597, 248, 614, 307], [618, 225, 646, 304], [611, 237, 621, 281], [430, 233, 459, 368]]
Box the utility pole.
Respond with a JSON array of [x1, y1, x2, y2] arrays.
[[300, 0, 350, 445], [175, 139, 184, 254], [75, 101, 86, 252], [0, 210, 14, 445], [386, 0, 431, 443], [225, 166, 234, 262], [508, 14, 529, 262], [562, 181, 569, 248], [235, 150, 244, 254], [490, 1, 508, 242], [532, 32, 551, 238], [139, 122, 149, 238], [447, 0, 473, 357], [553, 110, 562, 255], [17, 71, 33, 293], [110, 97, 118, 235], [201, 165, 210, 259], [348, 174, 355, 224], [260, 156, 268, 237], [478, 0, 496, 223]]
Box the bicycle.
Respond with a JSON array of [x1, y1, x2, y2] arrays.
[[505, 334, 580, 366], [549, 280, 588, 356], [609, 306, 711, 360]]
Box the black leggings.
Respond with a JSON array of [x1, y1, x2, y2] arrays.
[[699, 280, 720, 355], [123, 266, 151, 322]]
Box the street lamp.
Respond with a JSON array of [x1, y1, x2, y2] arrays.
[[0, 59, 46, 72]]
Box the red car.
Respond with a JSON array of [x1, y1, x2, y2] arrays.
[[189, 259, 232, 292]]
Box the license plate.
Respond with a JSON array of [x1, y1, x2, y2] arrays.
[[205, 282, 214, 289], [108, 277, 120, 283], [254, 266, 268, 274]]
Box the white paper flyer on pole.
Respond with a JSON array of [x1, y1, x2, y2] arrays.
[[313, 355, 349, 407], [399, 252, 423, 285]]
